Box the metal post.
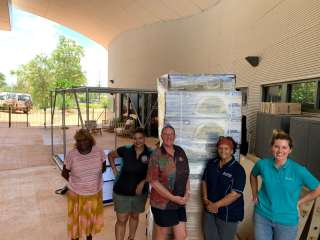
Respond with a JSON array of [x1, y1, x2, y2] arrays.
[[144, 98, 158, 129], [63, 91, 66, 159], [141, 94, 145, 126], [127, 93, 130, 118], [9, 106, 11, 128], [74, 90, 84, 129], [128, 94, 143, 127], [114, 93, 117, 149], [44, 107, 46, 128], [86, 88, 89, 130], [51, 91, 54, 156], [147, 94, 152, 136], [27, 107, 29, 127]]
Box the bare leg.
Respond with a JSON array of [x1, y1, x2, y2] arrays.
[[155, 225, 169, 240], [115, 212, 130, 240], [172, 222, 187, 240], [128, 211, 140, 239]]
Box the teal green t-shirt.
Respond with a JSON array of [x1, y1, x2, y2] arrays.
[[252, 157, 319, 226]]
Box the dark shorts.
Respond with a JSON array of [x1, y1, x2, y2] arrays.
[[113, 191, 148, 214], [151, 206, 187, 227]]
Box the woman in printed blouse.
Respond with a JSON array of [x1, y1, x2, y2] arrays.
[[147, 126, 190, 240], [62, 129, 107, 240]]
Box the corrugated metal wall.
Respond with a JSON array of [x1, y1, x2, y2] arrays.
[[108, 0, 320, 152]]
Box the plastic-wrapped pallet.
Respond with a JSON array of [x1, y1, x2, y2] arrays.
[[146, 180, 205, 240], [157, 74, 236, 91], [164, 91, 242, 118], [159, 118, 241, 144]]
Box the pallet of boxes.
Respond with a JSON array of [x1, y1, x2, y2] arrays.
[[146, 73, 242, 240]]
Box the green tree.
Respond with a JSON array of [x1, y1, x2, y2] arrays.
[[0, 72, 7, 89], [10, 66, 30, 93], [51, 35, 87, 89], [290, 82, 315, 104], [27, 54, 54, 108]]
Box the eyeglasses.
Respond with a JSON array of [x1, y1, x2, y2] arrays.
[[219, 136, 233, 140], [162, 133, 175, 137]]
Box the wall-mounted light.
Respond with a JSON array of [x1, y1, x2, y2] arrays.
[[245, 56, 259, 67], [109, 80, 114, 84]]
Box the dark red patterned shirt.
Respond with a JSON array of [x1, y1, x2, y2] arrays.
[[146, 145, 189, 210]]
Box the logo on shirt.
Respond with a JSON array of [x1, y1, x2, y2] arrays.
[[285, 177, 293, 180], [141, 155, 149, 163], [178, 157, 184, 161], [222, 172, 232, 178]]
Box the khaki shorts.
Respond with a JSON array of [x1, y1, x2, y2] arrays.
[[113, 191, 148, 214]]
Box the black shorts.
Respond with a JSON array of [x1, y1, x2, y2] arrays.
[[151, 206, 187, 227]]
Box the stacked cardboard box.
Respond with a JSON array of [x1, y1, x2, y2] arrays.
[[260, 102, 301, 115], [158, 74, 236, 91], [158, 73, 241, 179]]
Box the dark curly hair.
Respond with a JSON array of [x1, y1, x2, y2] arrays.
[[133, 127, 145, 137], [73, 129, 96, 148]]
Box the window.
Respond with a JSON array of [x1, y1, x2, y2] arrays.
[[263, 79, 320, 112], [236, 87, 248, 107], [289, 82, 316, 109], [264, 85, 282, 102]]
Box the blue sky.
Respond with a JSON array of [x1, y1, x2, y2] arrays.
[[0, 8, 108, 87]]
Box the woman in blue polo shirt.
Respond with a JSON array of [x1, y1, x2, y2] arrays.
[[250, 129, 320, 240], [108, 127, 153, 240], [202, 136, 246, 240]]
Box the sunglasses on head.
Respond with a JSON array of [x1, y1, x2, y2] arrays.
[[219, 136, 233, 140]]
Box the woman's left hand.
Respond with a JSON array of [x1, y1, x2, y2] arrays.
[[206, 202, 218, 214], [181, 192, 190, 205], [135, 181, 145, 195]]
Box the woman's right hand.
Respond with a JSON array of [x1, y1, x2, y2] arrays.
[[252, 195, 259, 205], [172, 195, 186, 205]]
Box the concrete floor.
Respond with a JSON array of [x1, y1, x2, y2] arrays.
[[0, 126, 159, 240]]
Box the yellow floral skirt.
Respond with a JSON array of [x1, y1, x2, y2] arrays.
[[67, 188, 104, 238]]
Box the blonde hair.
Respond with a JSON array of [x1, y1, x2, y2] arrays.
[[73, 129, 96, 148], [269, 129, 293, 149]]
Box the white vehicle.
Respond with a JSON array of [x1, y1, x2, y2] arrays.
[[0, 92, 34, 113]]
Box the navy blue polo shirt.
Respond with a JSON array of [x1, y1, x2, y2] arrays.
[[113, 145, 153, 196], [202, 157, 246, 222]]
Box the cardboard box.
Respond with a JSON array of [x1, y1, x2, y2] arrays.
[[158, 74, 236, 91], [147, 181, 206, 240], [265, 102, 270, 113], [300, 195, 320, 240], [270, 103, 301, 115], [296, 187, 314, 240], [237, 155, 263, 240], [160, 118, 242, 144], [164, 91, 242, 118], [260, 102, 266, 113]]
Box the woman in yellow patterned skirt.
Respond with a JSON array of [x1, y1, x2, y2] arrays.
[[62, 129, 107, 240]]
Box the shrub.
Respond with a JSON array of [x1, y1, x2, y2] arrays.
[[56, 94, 75, 110], [100, 98, 108, 108]]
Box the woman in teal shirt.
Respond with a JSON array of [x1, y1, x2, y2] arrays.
[[250, 129, 320, 240]]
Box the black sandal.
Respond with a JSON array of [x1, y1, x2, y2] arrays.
[[55, 185, 68, 195]]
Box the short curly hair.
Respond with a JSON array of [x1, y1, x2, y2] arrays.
[[73, 129, 96, 148]]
